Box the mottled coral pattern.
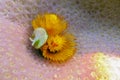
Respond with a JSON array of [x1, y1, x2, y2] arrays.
[[0, 0, 120, 80]]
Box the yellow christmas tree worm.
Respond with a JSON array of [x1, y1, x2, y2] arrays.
[[30, 13, 76, 62], [32, 13, 67, 36], [41, 34, 76, 62]]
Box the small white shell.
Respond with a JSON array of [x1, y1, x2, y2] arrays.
[[30, 27, 48, 49]]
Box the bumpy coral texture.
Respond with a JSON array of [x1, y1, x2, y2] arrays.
[[0, 0, 120, 80]]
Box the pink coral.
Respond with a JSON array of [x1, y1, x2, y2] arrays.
[[0, 0, 120, 80]]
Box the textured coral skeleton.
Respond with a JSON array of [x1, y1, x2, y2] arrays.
[[0, 0, 120, 80]]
